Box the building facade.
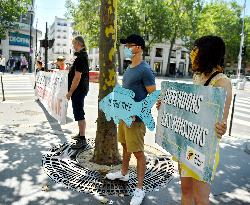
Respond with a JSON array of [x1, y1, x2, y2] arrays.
[[0, 1, 42, 72], [48, 17, 74, 62], [88, 39, 190, 76], [88, 48, 99, 70]]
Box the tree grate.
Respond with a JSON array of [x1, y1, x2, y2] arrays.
[[42, 139, 174, 196]]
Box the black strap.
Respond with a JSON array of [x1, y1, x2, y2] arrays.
[[204, 71, 221, 86]]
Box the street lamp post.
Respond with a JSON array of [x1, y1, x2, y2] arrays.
[[35, 18, 38, 69], [35, 18, 38, 55], [237, 0, 246, 79], [28, 6, 34, 73]]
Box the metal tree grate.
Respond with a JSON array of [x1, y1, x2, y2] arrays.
[[42, 139, 174, 196]]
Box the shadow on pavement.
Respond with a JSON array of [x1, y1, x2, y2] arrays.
[[35, 100, 73, 133], [210, 137, 250, 204]]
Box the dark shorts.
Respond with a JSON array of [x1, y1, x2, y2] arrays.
[[0, 66, 5, 72], [71, 91, 86, 121]]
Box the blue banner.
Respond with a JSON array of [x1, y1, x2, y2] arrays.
[[9, 32, 30, 47], [156, 81, 226, 183]]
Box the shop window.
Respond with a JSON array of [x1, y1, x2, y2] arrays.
[[153, 62, 161, 75], [170, 50, 176, 58], [155, 48, 163, 57], [181, 51, 186, 59]]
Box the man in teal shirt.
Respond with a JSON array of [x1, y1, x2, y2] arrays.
[[106, 34, 156, 205]]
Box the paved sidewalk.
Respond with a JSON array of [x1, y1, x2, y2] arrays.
[[0, 79, 249, 205], [0, 99, 181, 205]]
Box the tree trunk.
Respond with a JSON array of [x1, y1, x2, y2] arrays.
[[117, 45, 122, 75], [91, 0, 121, 165], [166, 37, 175, 77]]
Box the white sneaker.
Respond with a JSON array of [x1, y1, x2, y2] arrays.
[[106, 171, 129, 181], [130, 188, 145, 205]]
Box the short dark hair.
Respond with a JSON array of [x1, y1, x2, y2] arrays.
[[193, 35, 225, 74], [120, 34, 145, 50], [37, 60, 42, 66]]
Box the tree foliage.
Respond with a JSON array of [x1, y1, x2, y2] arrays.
[[243, 16, 250, 62], [65, 0, 100, 47], [197, 1, 242, 62], [0, 0, 31, 39], [117, 0, 140, 41], [66, 0, 247, 64]]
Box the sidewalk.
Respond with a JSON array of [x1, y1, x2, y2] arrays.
[[0, 82, 250, 204], [0, 99, 181, 205]]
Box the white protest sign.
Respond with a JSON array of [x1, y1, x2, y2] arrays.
[[35, 71, 68, 124]]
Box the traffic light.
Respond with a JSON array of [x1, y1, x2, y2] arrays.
[[40, 39, 54, 48], [48, 39, 55, 48], [40, 39, 46, 48], [242, 46, 247, 56]]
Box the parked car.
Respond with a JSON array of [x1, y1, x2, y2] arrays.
[[230, 75, 246, 86], [245, 75, 250, 81]]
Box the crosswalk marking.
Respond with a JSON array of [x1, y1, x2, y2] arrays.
[[0, 73, 35, 101], [233, 118, 250, 127], [236, 99, 250, 104], [234, 107, 250, 114], [234, 112, 250, 119], [232, 96, 250, 129]]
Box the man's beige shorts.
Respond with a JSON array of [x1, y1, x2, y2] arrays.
[[118, 120, 146, 153]]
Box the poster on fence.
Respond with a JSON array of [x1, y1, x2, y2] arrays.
[[35, 71, 68, 124], [155, 81, 226, 182]]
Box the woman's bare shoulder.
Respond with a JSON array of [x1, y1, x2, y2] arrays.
[[213, 77, 231, 89]]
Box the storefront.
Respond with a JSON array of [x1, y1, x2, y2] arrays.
[[0, 23, 42, 72], [153, 61, 163, 76]]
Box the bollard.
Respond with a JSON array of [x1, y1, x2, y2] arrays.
[[1, 75, 5, 101], [229, 94, 236, 136]]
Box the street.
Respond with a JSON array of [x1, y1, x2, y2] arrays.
[[0, 73, 249, 205]]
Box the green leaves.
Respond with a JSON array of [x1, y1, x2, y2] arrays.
[[0, 0, 31, 39], [197, 1, 242, 61], [66, 0, 247, 64], [65, 0, 100, 47]]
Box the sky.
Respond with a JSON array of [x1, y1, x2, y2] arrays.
[[35, 0, 71, 36], [35, 0, 250, 36]]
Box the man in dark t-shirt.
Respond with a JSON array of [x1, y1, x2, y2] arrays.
[[66, 36, 89, 149]]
